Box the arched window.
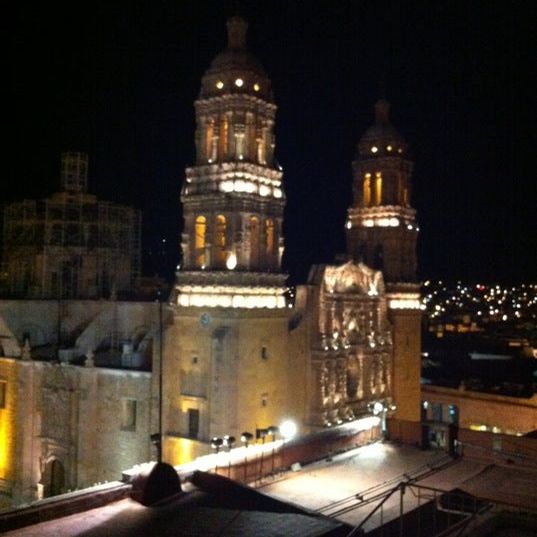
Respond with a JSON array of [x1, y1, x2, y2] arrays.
[[375, 172, 382, 205], [219, 115, 228, 160], [249, 216, 260, 267], [363, 174, 371, 207], [195, 216, 206, 267], [265, 219, 274, 259], [215, 215, 227, 266], [205, 119, 214, 162]]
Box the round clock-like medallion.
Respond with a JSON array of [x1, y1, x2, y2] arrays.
[[200, 312, 211, 327]]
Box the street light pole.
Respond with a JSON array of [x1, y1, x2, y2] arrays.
[[158, 288, 163, 462]]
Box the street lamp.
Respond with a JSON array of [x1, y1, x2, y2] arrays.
[[370, 401, 389, 439], [267, 426, 279, 473], [241, 432, 253, 481], [279, 420, 297, 440], [223, 435, 236, 477], [241, 431, 253, 447], [256, 429, 268, 482], [211, 437, 223, 474]]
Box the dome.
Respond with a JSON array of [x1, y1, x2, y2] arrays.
[[358, 100, 407, 157], [199, 17, 273, 101]]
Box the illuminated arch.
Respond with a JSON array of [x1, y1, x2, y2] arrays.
[[249, 216, 260, 267], [195, 216, 206, 267], [363, 174, 371, 207], [214, 215, 227, 266], [375, 172, 382, 205], [265, 219, 274, 258], [205, 118, 214, 161], [219, 115, 228, 160]]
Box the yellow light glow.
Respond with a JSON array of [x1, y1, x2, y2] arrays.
[[387, 145, 393, 151], [216, 80, 224, 89], [371, 146, 378, 153], [177, 288, 286, 309], [253, 83, 260, 91], [235, 78, 244, 87], [0, 364, 16, 481]]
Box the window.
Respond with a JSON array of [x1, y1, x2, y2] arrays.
[[265, 219, 274, 258], [214, 215, 227, 266], [195, 216, 206, 267], [432, 403, 443, 423], [205, 119, 214, 161], [363, 174, 371, 206], [249, 216, 259, 267], [375, 172, 382, 205], [261, 346, 268, 360], [188, 408, 199, 439], [448, 405, 459, 425], [121, 399, 137, 431], [261, 393, 268, 407], [0, 381, 6, 408], [219, 115, 228, 159]]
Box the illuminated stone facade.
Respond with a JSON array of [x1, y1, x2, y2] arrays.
[[163, 18, 423, 466], [0, 358, 153, 508], [292, 263, 394, 427], [165, 16, 293, 465], [0, 300, 161, 508]]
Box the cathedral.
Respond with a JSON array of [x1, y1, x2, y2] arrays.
[[0, 15, 422, 505], [162, 16, 422, 464]]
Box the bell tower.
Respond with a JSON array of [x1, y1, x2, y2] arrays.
[[346, 99, 418, 284], [176, 16, 287, 309], [347, 99, 422, 425]]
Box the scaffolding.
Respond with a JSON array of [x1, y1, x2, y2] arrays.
[[1, 152, 141, 299]]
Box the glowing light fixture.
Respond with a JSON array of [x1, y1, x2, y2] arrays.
[[226, 252, 237, 270], [259, 184, 271, 197], [372, 401, 384, 415], [345, 220, 352, 229], [279, 420, 297, 440], [216, 80, 224, 89], [371, 146, 378, 153], [387, 145, 393, 151], [253, 83, 260, 91], [235, 78, 244, 87]]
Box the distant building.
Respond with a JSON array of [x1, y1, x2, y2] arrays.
[[1, 152, 141, 299]]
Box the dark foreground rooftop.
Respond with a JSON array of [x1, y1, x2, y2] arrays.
[[2, 470, 350, 537]]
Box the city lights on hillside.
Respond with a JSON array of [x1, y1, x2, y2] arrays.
[[422, 281, 537, 328]]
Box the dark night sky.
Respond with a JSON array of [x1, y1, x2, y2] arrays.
[[7, 1, 537, 285]]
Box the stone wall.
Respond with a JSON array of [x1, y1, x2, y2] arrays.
[[0, 358, 153, 508]]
